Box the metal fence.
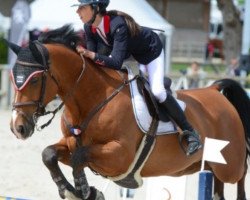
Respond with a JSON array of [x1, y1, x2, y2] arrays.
[[172, 42, 206, 63], [0, 64, 11, 109], [169, 72, 250, 91]]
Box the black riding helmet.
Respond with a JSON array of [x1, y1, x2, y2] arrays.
[[72, 0, 110, 24]]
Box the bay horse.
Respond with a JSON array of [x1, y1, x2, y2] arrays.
[[8, 25, 250, 200]]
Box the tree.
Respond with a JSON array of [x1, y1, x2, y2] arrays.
[[216, 0, 242, 65], [0, 35, 8, 64]]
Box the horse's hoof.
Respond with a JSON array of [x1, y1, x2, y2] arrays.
[[64, 190, 81, 200], [59, 184, 78, 199], [95, 190, 105, 200], [88, 187, 105, 200]]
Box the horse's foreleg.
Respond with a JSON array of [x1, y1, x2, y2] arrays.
[[42, 143, 78, 199], [71, 142, 129, 200], [213, 176, 225, 200], [71, 146, 105, 200], [73, 167, 90, 199], [71, 142, 131, 177], [73, 168, 105, 200]]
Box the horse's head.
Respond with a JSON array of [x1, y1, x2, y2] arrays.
[[8, 40, 59, 139], [8, 25, 85, 139]]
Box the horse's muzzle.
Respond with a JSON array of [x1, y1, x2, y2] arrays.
[[10, 110, 35, 140]]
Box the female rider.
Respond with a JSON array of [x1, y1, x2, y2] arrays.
[[72, 0, 202, 156]]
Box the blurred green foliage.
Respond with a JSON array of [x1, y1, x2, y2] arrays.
[[171, 62, 225, 74], [237, 0, 245, 5], [0, 33, 8, 64]]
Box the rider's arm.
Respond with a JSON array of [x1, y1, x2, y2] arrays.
[[84, 24, 97, 52], [93, 24, 129, 70]]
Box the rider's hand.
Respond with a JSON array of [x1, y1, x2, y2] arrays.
[[76, 45, 95, 60]]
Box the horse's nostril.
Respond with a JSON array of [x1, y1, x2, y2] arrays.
[[10, 127, 14, 133], [17, 125, 25, 135]]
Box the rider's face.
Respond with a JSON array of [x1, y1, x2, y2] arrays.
[[76, 5, 93, 24]]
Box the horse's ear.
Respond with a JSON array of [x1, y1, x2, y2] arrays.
[[29, 40, 49, 67], [3, 39, 21, 55], [29, 40, 43, 64]]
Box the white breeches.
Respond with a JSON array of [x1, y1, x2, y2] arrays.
[[139, 50, 167, 103]]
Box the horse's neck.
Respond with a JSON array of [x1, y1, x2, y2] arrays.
[[50, 47, 124, 124], [69, 63, 123, 124]]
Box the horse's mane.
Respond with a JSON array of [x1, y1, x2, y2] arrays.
[[38, 24, 82, 52]]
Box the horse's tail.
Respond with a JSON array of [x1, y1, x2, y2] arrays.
[[213, 78, 250, 159]]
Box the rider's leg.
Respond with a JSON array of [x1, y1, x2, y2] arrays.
[[146, 51, 202, 156], [159, 93, 202, 155]]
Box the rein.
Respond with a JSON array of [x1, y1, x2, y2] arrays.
[[37, 54, 86, 131]]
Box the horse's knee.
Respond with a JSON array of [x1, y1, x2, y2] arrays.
[[71, 146, 89, 169], [42, 146, 58, 168]]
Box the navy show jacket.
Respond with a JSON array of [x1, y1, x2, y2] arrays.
[[84, 14, 163, 70]]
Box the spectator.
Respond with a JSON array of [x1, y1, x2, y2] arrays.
[[225, 57, 240, 77], [205, 40, 214, 62], [186, 61, 206, 88]]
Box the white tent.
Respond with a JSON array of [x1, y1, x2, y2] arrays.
[[0, 13, 10, 32], [28, 0, 83, 30], [29, 0, 174, 72]]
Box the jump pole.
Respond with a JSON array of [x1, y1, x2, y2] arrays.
[[198, 137, 229, 200], [0, 196, 29, 200], [198, 170, 213, 200]]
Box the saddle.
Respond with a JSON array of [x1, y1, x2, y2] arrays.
[[136, 74, 171, 122], [125, 65, 182, 135]]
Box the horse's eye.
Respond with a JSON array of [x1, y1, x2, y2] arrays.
[[30, 77, 40, 85]]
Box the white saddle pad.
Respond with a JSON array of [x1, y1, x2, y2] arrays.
[[126, 65, 186, 135]]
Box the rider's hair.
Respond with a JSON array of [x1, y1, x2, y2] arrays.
[[106, 10, 141, 37], [91, 4, 107, 15]]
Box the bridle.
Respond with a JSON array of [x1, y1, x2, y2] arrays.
[[13, 61, 49, 114], [12, 61, 61, 130], [12, 41, 86, 130]]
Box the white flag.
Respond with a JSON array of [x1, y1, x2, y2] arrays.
[[202, 137, 229, 164]]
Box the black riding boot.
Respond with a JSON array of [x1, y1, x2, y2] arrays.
[[160, 93, 202, 156]]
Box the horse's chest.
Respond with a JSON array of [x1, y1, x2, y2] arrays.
[[66, 136, 77, 152]]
